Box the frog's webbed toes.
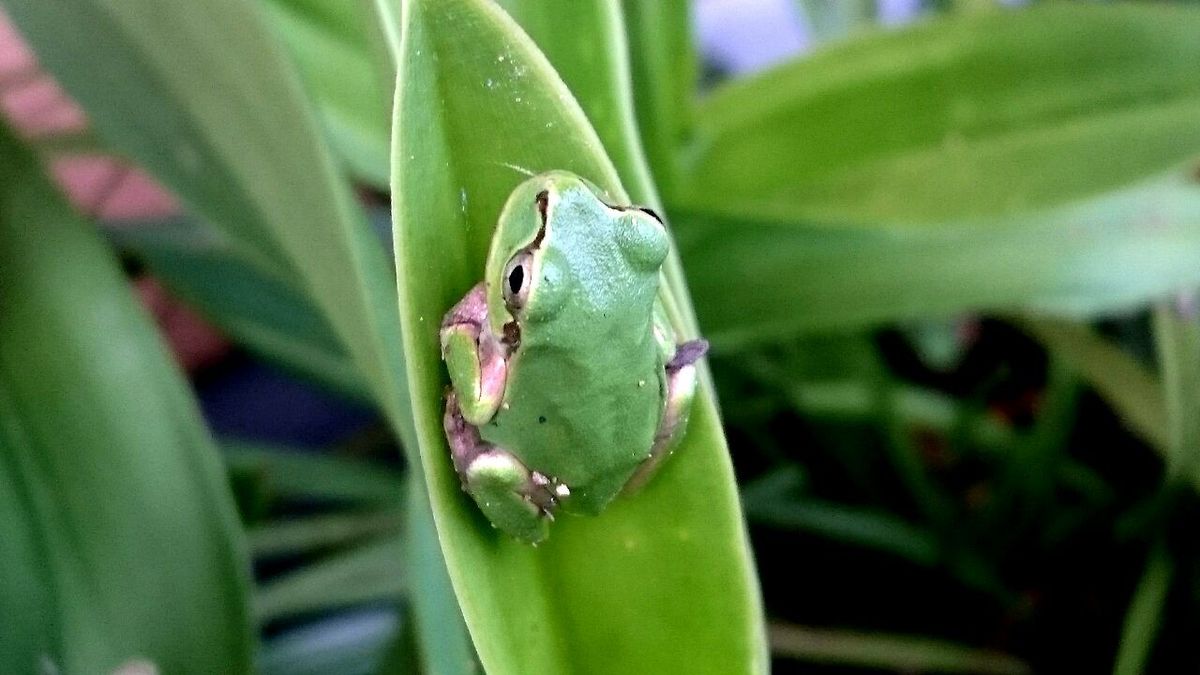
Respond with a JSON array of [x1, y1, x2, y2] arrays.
[[465, 452, 558, 544], [667, 338, 708, 371], [624, 339, 708, 494], [444, 393, 561, 543]]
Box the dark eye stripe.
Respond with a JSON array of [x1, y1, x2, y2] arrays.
[[637, 207, 663, 224]]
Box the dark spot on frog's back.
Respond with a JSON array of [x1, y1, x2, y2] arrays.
[[538, 415, 547, 424]]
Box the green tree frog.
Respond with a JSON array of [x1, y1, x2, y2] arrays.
[[440, 171, 707, 544]]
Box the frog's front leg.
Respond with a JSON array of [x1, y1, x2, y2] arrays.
[[624, 339, 708, 493], [444, 392, 560, 543], [440, 282, 507, 426]]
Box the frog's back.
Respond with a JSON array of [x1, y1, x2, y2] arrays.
[[479, 186, 667, 514]]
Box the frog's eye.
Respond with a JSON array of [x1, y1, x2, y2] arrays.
[[502, 251, 533, 310], [617, 210, 669, 271]]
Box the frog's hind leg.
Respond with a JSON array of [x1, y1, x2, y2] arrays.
[[444, 392, 557, 544], [624, 339, 708, 494]]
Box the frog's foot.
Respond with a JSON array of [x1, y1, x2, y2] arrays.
[[624, 339, 709, 494], [441, 282, 507, 426], [444, 392, 562, 544]]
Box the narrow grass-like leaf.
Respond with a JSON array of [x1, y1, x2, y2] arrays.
[[619, 0, 695, 199], [250, 511, 403, 559], [686, 4, 1200, 224], [1113, 542, 1173, 675], [256, 536, 406, 623], [1108, 302, 1200, 672], [0, 124, 253, 673], [260, 610, 403, 675], [770, 623, 1031, 675], [1152, 302, 1200, 482], [745, 492, 940, 566], [224, 440, 403, 505], [1020, 319, 1167, 452], [389, 1, 765, 672], [111, 219, 370, 401]]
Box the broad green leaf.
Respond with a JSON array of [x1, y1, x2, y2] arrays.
[[686, 4, 1200, 224], [110, 219, 370, 402], [677, 173, 1200, 343], [0, 124, 253, 673], [3, 0, 413, 444], [672, 3, 1200, 342], [389, 0, 765, 673]]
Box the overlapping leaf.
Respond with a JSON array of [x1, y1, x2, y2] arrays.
[[3, 0, 411, 438], [674, 4, 1200, 342]]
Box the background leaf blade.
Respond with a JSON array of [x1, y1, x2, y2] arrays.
[[0, 123, 254, 674]]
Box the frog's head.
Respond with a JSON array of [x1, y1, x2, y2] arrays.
[[484, 171, 668, 342]]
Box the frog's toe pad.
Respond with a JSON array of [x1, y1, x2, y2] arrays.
[[668, 339, 709, 371], [465, 451, 552, 544]]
